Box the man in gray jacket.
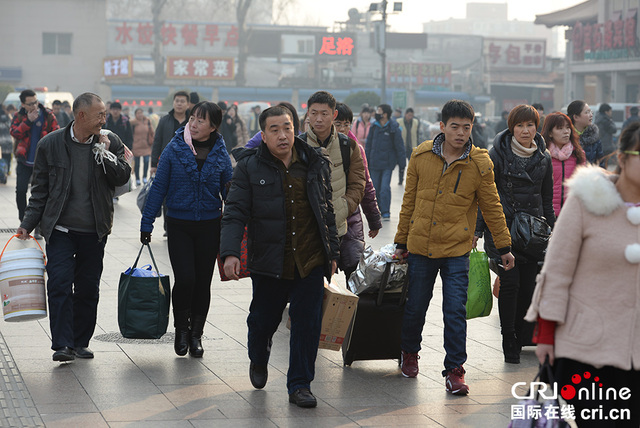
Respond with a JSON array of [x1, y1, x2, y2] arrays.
[[17, 93, 131, 362]]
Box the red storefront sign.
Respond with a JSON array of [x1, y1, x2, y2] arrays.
[[112, 21, 239, 48], [318, 35, 355, 56], [572, 11, 637, 60], [166, 57, 234, 80]]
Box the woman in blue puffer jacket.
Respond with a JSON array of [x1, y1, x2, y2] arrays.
[[140, 101, 233, 359]]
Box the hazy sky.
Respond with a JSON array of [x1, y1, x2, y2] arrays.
[[308, 0, 585, 31]]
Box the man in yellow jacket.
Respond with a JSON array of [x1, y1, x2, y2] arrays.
[[394, 99, 514, 395]]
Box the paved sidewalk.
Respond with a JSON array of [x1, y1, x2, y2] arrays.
[[0, 164, 539, 427]]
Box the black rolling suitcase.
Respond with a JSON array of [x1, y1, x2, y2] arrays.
[[342, 262, 409, 366]]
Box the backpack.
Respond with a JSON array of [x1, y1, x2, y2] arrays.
[[299, 132, 351, 174]]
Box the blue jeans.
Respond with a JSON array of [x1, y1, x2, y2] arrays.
[[401, 253, 469, 374], [247, 267, 324, 394], [134, 155, 150, 181], [369, 168, 393, 217], [46, 230, 106, 351]]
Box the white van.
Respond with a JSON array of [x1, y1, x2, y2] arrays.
[[3, 90, 74, 110]]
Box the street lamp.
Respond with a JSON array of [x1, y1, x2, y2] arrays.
[[369, 1, 402, 104]]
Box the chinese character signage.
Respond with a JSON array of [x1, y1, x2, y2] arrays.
[[166, 57, 234, 80], [317, 34, 355, 56], [108, 20, 239, 55], [572, 10, 637, 61], [103, 56, 133, 78], [484, 39, 546, 71], [387, 63, 452, 90]]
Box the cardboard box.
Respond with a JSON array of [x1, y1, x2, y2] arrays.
[[318, 279, 359, 351]]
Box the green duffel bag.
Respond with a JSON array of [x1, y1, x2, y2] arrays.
[[466, 249, 492, 320], [118, 244, 171, 339]]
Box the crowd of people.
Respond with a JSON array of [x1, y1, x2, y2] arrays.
[[4, 88, 640, 423]]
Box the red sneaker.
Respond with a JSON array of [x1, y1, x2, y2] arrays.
[[445, 366, 469, 395], [401, 351, 419, 378]]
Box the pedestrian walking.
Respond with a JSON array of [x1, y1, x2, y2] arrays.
[[567, 100, 603, 165], [541, 112, 586, 216], [130, 108, 154, 186], [10, 89, 59, 227], [527, 122, 640, 427], [622, 106, 640, 132], [351, 105, 372, 145], [394, 99, 514, 394], [140, 101, 232, 358], [16, 92, 131, 362], [595, 103, 617, 157], [0, 104, 13, 177], [301, 91, 366, 238], [334, 102, 382, 280], [475, 104, 555, 364], [366, 104, 406, 220], [221, 105, 339, 408], [104, 102, 133, 149]]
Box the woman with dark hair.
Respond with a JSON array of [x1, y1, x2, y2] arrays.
[[527, 122, 640, 427], [567, 100, 603, 165], [475, 104, 555, 364], [541, 112, 586, 216], [245, 102, 300, 148], [140, 101, 233, 358], [226, 104, 250, 148]]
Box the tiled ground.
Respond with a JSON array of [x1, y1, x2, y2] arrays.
[[0, 160, 539, 427]]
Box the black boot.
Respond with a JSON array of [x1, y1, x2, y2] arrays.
[[174, 309, 191, 356], [189, 315, 206, 358], [502, 333, 520, 364]]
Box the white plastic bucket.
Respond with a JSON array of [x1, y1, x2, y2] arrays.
[[0, 237, 47, 322]]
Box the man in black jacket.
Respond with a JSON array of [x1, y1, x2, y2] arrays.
[[221, 106, 339, 408], [149, 91, 189, 233], [17, 93, 131, 362], [104, 102, 133, 149], [150, 91, 189, 174]]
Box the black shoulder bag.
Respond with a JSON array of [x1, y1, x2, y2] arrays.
[[507, 178, 551, 260]]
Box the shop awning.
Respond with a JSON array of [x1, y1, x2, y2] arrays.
[[535, 0, 598, 28]]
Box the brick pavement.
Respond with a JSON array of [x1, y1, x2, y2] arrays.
[[0, 160, 539, 427]]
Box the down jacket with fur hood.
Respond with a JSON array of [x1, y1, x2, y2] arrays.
[[526, 165, 640, 370], [579, 123, 604, 165]]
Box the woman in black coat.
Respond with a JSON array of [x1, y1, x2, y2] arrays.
[[475, 104, 555, 364]]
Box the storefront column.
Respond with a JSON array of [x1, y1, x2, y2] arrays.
[[611, 71, 627, 103]]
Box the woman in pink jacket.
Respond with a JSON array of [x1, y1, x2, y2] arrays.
[[527, 122, 640, 427], [541, 112, 586, 216]]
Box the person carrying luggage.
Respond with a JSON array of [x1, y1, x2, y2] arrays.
[[393, 99, 514, 395], [220, 106, 339, 408]]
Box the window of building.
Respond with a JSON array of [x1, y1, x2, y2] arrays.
[[43, 33, 72, 55]]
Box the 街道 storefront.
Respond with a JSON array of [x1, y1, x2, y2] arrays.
[[536, 0, 640, 105]]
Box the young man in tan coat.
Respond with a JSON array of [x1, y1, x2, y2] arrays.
[[394, 100, 514, 395], [301, 91, 366, 238]]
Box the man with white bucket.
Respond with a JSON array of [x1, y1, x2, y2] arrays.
[[17, 93, 131, 362]]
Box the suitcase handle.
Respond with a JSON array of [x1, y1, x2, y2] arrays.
[[376, 261, 409, 307]]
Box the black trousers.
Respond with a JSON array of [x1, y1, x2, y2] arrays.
[[554, 358, 640, 428], [46, 230, 106, 350], [166, 217, 220, 316], [497, 260, 540, 344], [16, 161, 33, 221]]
